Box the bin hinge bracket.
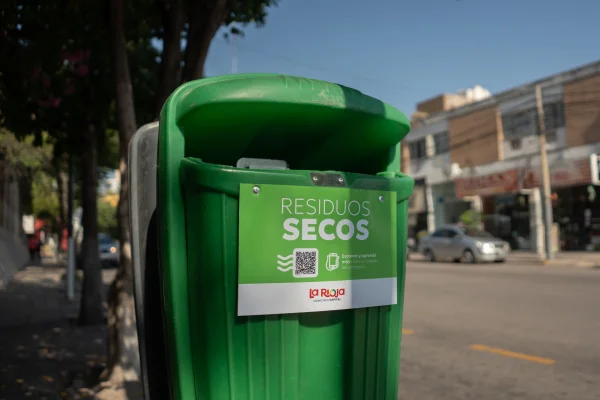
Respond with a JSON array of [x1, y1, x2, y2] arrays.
[[236, 158, 290, 170], [310, 172, 346, 187]]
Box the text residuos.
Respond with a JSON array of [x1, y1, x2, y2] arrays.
[[281, 197, 371, 241]]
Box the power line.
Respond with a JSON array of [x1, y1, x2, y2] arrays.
[[412, 96, 600, 145], [407, 98, 600, 158], [411, 90, 600, 136], [410, 95, 548, 153], [212, 37, 416, 92], [209, 39, 600, 156]]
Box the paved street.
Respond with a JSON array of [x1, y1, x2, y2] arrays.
[[399, 261, 600, 400]]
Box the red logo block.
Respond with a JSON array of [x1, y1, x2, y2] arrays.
[[309, 288, 345, 299]]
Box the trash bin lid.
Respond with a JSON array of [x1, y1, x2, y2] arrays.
[[161, 74, 410, 174]]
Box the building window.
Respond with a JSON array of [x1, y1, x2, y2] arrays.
[[502, 109, 537, 140], [502, 102, 564, 142], [433, 132, 449, 154], [544, 102, 564, 143], [409, 139, 427, 160]]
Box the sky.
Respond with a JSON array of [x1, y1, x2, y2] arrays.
[[204, 0, 600, 116]]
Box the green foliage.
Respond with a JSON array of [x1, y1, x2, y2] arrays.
[[127, 30, 161, 126], [0, 128, 61, 226], [224, 0, 280, 37], [0, 129, 53, 175], [97, 198, 118, 238], [460, 209, 482, 229], [0, 0, 115, 154], [31, 170, 59, 222], [98, 128, 120, 170]]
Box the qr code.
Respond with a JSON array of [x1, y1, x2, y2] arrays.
[[293, 248, 318, 278]]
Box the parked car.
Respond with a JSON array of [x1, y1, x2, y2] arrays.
[[77, 232, 119, 268], [99, 233, 119, 267], [418, 225, 510, 263]]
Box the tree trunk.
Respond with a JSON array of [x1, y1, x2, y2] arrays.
[[181, 0, 230, 82], [155, 0, 185, 115], [78, 123, 104, 326], [54, 156, 69, 252], [54, 156, 67, 231], [60, 171, 69, 226], [103, 0, 140, 384]]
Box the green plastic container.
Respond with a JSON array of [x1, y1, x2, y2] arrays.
[[158, 74, 414, 399]]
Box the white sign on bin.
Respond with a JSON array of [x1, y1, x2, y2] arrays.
[[591, 154, 600, 186], [22, 215, 35, 234]]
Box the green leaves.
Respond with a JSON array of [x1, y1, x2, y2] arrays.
[[0, 129, 53, 176], [97, 198, 118, 238], [225, 0, 279, 27], [31, 170, 60, 220]]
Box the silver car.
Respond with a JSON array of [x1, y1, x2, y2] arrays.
[[418, 225, 510, 263]]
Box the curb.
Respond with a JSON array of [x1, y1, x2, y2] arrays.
[[408, 253, 599, 269]]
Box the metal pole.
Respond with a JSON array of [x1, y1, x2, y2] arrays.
[[67, 152, 76, 300], [535, 84, 554, 261]]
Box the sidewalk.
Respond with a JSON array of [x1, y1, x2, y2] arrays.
[[509, 250, 600, 268], [0, 263, 120, 400], [408, 250, 599, 268]]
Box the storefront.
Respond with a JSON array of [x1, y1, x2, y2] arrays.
[[407, 179, 429, 241], [455, 170, 531, 248], [454, 157, 597, 252], [431, 182, 471, 229], [523, 158, 598, 251], [481, 193, 533, 250], [553, 185, 600, 251]]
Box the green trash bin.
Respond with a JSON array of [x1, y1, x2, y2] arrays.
[[157, 74, 414, 400]]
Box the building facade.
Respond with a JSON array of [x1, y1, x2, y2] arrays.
[[99, 168, 121, 195], [403, 61, 600, 253]]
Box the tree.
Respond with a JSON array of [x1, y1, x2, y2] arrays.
[[0, 129, 53, 174], [104, 0, 279, 389], [0, 129, 55, 223], [0, 0, 114, 325], [154, 0, 279, 113], [98, 198, 118, 238], [31, 171, 60, 220]]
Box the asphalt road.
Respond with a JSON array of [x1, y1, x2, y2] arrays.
[[398, 261, 600, 400]]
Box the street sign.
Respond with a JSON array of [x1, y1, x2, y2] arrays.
[[591, 154, 600, 185], [237, 183, 398, 316]]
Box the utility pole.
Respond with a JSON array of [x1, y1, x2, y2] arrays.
[[66, 152, 75, 300], [535, 84, 554, 261]]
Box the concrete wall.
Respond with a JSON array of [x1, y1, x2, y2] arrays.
[[431, 182, 471, 229], [417, 95, 448, 115], [0, 164, 27, 289], [409, 153, 452, 185], [0, 227, 28, 289], [502, 127, 567, 160]]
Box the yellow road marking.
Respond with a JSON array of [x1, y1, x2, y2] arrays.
[[402, 328, 415, 335], [470, 344, 555, 365]]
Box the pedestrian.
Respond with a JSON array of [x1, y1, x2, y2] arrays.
[[36, 237, 42, 260], [27, 235, 38, 262]]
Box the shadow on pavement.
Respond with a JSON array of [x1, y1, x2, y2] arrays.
[[0, 264, 124, 399]]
